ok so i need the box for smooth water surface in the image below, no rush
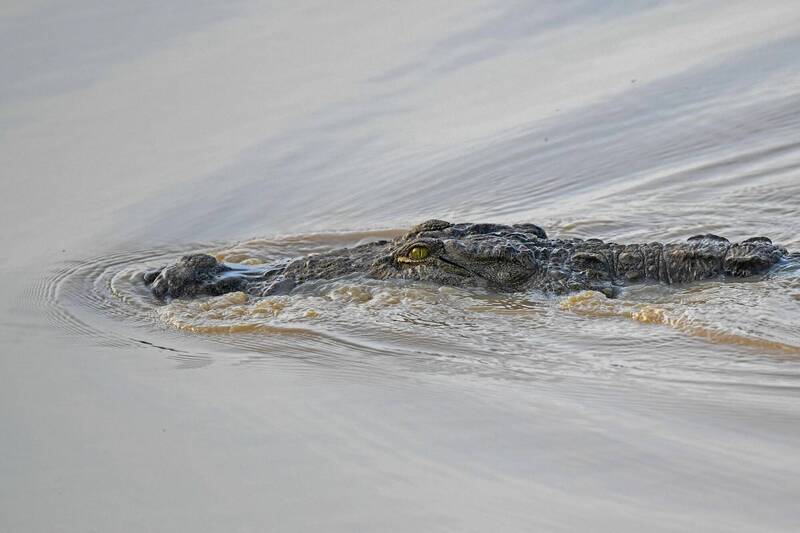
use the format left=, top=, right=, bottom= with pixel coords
left=2, top=1, right=800, bottom=531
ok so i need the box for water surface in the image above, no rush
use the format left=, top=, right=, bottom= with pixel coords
left=2, top=1, right=800, bottom=531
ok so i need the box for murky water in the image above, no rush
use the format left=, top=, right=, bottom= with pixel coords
left=3, top=1, right=800, bottom=532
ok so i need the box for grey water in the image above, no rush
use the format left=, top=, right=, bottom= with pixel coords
left=2, top=1, right=800, bottom=531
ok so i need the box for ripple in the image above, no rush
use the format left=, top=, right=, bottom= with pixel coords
left=25, top=233, right=430, bottom=379
left=561, top=289, right=800, bottom=355
left=25, top=228, right=800, bottom=390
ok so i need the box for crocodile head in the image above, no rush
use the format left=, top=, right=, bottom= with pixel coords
left=370, top=219, right=549, bottom=290
left=145, top=219, right=553, bottom=300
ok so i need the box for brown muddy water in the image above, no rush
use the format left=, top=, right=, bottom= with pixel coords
left=3, top=2, right=800, bottom=532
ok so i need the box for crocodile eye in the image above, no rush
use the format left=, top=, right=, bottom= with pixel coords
left=408, top=246, right=429, bottom=260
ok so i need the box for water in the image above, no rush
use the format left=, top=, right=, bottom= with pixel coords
left=2, top=1, right=800, bottom=531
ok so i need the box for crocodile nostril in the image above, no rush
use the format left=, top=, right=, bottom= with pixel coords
left=142, top=269, right=162, bottom=285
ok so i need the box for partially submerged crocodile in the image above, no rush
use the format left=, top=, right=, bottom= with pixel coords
left=144, top=219, right=795, bottom=300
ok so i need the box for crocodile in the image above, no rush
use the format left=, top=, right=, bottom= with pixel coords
left=143, top=219, right=795, bottom=300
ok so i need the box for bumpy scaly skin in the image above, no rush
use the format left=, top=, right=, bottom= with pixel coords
left=144, top=219, right=792, bottom=300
